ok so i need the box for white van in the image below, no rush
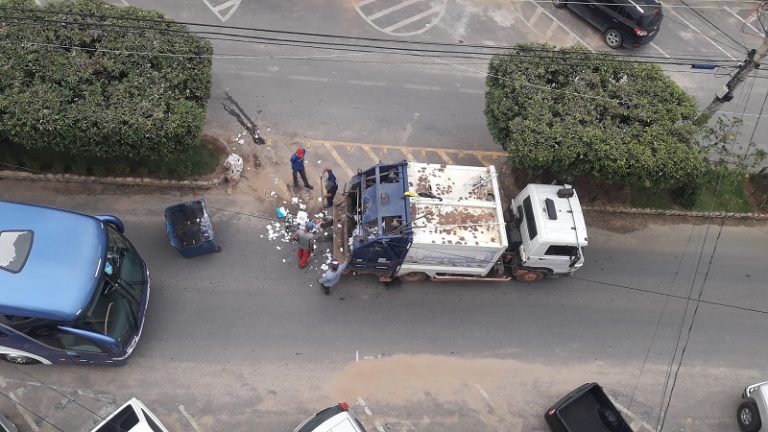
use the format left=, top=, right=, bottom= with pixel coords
left=293, top=403, right=367, bottom=432
left=91, top=398, right=169, bottom=432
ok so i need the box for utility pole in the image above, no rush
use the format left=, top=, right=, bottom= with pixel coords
left=695, top=39, right=768, bottom=126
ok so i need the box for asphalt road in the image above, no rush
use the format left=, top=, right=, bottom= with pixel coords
left=31, top=0, right=767, bottom=159
left=72, top=0, right=767, bottom=161
left=1, top=182, right=767, bottom=432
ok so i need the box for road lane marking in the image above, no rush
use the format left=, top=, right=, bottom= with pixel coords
left=384, top=5, right=442, bottom=32
left=347, top=80, right=387, bottom=86
left=356, top=0, right=448, bottom=36
left=289, top=75, right=330, bottom=82
left=322, top=143, right=356, bottom=177
left=212, top=0, right=237, bottom=11
left=650, top=42, right=671, bottom=58
left=612, top=399, right=657, bottom=432
left=724, top=7, right=763, bottom=36
left=528, top=2, right=595, bottom=52
left=401, top=148, right=416, bottom=161
left=9, top=389, right=40, bottom=432
left=667, top=8, right=737, bottom=60
left=303, top=138, right=507, bottom=158
left=201, top=0, right=241, bottom=22
left=368, top=0, right=422, bottom=20
left=178, top=405, right=204, bottom=432
left=528, top=6, right=544, bottom=26
left=458, top=88, right=484, bottom=94
left=437, top=150, right=454, bottom=164
left=403, top=83, right=441, bottom=90
left=362, top=145, right=381, bottom=163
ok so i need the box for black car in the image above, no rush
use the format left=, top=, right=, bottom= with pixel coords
left=553, top=0, right=663, bottom=49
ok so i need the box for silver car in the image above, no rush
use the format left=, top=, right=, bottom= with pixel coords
left=293, top=403, right=367, bottom=432
left=739, top=381, right=768, bottom=432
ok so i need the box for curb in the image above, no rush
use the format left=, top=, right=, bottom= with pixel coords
left=2, top=170, right=766, bottom=220
left=0, top=170, right=224, bottom=189
left=584, top=206, right=768, bottom=220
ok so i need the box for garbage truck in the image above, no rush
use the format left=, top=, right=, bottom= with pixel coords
left=332, top=161, right=588, bottom=283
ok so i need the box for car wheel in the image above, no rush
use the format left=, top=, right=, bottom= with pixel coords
left=604, top=29, right=623, bottom=49
left=738, top=400, right=762, bottom=432
left=3, top=354, right=40, bottom=365
left=553, top=0, right=566, bottom=8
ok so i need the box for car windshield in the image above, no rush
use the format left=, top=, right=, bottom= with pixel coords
left=78, top=225, right=146, bottom=349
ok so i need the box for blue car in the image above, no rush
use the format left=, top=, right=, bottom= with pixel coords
left=0, top=201, right=150, bottom=366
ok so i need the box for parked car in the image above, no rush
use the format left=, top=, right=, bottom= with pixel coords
left=552, top=0, right=663, bottom=49
left=293, top=403, right=367, bottom=432
left=90, top=398, right=168, bottom=432
left=738, top=381, right=768, bottom=432
left=0, top=413, right=18, bottom=432
left=545, top=382, right=632, bottom=432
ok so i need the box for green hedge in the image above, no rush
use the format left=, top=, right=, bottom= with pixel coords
left=0, top=0, right=213, bottom=167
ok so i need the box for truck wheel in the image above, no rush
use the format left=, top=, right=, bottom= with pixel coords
left=738, top=400, right=761, bottom=432
left=399, top=272, right=427, bottom=282
left=514, top=270, right=545, bottom=282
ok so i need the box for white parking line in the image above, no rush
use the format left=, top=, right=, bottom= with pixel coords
left=347, top=79, right=386, bottom=86
left=531, top=3, right=595, bottom=52
left=368, top=0, right=422, bottom=21
left=212, top=0, right=237, bottom=11
left=289, top=75, right=330, bottom=82
left=724, top=7, right=763, bottom=36
left=384, top=5, right=442, bottom=32
left=178, top=405, right=204, bottom=432
left=403, top=83, right=441, bottom=90
left=612, top=399, right=657, bottom=432
left=9, top=390, right=39, bottom=432
left=650, top=42, right=671, bottom=58
left=358, top=0, right=378, bottom=7
left=667, top=7, right=737, bottom=60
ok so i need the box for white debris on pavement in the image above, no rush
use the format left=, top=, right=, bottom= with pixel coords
left=224, top=153, right=244, bottom=178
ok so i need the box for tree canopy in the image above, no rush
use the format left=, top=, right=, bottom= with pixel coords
left=0, top=0, right=212, bottom=161
left=485, top=42, right=706, bottom=189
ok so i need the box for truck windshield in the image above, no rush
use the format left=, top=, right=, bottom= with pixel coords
left=78, top=225, right=145, bottom=350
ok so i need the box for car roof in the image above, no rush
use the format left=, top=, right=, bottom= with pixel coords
left=0, top=200, right=105, bottom=321
left=312, top=413, right=363, bottom=432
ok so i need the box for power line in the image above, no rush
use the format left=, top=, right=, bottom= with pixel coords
left=0, top=5, right=744, bottom=65
left=677, top=0, right=750, bottom=52
left=655, top=72, right=757, bottom=432
left=0, top=387, right=66, bottom=432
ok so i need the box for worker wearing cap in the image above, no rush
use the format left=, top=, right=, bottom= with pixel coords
left=322, top=166, right=338, bottom=208
left=291, top=222, right=316, bottom=269
left=290, top=147, right=313, bottom=190
left=318, top=259, right=348, bottom=295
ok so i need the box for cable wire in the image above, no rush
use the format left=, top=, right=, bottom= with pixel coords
left=0, top=387, right=66, bottom=432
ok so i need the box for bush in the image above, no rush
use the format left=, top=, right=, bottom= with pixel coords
left=671, top=178, right=703, bottom=209
left=0, top=0, right=212, bottom=163
left=485, top=43, right=705, bottom=189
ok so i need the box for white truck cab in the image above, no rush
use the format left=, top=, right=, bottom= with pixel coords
left=511, top=184, right=588, bottom=277
left=739, top=381, right=768, bottom=432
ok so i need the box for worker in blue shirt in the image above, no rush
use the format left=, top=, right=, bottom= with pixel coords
left=322, top=166, right=338, bottom=208
left=290, top=148, right=313, bottom=190
left=318, top=260, right=348, bottom=295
